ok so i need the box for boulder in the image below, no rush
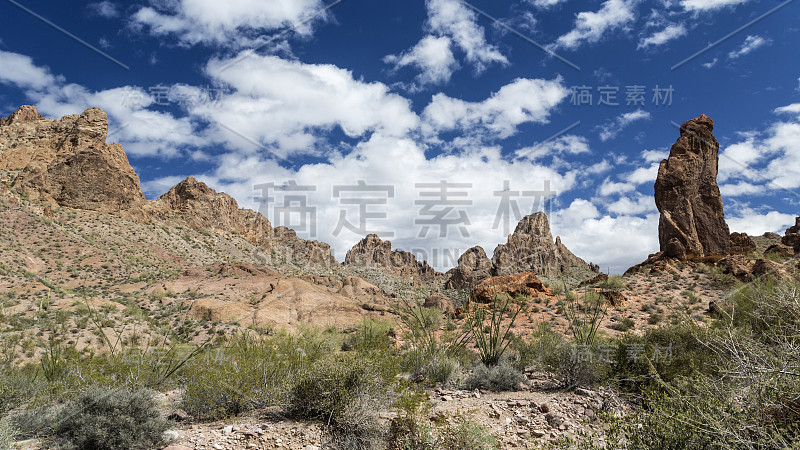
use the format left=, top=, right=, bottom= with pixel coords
left=472, top=272, right=552, bottom=304
left=423, top=292, right=454, bottom=314
left=719, top=255, right=754, bottom=282
left=579, top=273, right=609, bottom=287
left=654, top=114, right=730, bottom=259
left=444, top=246, right=493, bottom=289
left=765, top=244, right=794, bottom=259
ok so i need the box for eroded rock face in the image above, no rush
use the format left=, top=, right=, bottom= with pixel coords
left=654, top=114, right=730, bottom=259
left=472, top=272, right=552, bottom=304
left=344, top=234, right=436, bottom=280
left=729, top=232, right=756, bottom=256
left=782, top=217, right=800, bottom=254
left=151, top=176, right=337, bottom=266
left=4, top=106, right=147, bottom=217
left=491, top=212, right=588, bottom=277
left=444, top=246, right=493, bottom=289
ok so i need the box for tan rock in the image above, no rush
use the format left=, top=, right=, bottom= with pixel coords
left=729, top=232, right=756, bottom=256
left=445, top=246, right=493, bottom=290
left=344, top=234, right=436, bottom=281
left=423, top=292, right=454, bottom=314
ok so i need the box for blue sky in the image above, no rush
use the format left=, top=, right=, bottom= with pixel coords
left=0, top=0, right=798, bottom=273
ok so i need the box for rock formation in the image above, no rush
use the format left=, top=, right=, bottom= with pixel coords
left=2, top=106, right=147, bottom=217
left=654, top=114, right=730, bottom=259
left=344, top=234, right=436, bottom=281
left=782, top=217, right=800, bottom=254
left=445, top=213, right=590, bottom=289
left=491, top=212, right=588, bottom=277
left=444, top=246, right=493, bottom=289
left=729, top=232, right=756, bottom=256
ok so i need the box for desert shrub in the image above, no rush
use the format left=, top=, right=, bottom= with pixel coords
left=564, top=289, right=606, bottom=346
left=463, top=360, right=526, bottom=392
left=345, top=318, right=394, bottom=353
left=0, top=419, right=17, bottom=449
left=289, top=353, right=396, bottom=449
left=390, top=390, right=497, bottom=450
left=609, top=317, right=634, bottom=332
left=182, top=330, right=330, bottom=420
left=14, top=386, right=170, bottom=450
left=412, top=353, right=461, bottom=386
left=0, top=368, right=41, bottom=415
left=598, top=275, right=628, bottom=291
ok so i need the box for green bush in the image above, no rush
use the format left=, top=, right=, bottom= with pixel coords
left=0, top=419, right=17, bottom=449
left=463, top=360, right=525, bottom=392
left=465, top=296, right=521, bottom=366
left=14, top=386, right=170, bottom=450
left=412, top=352, right=461, bottom=386
left=181, top=330, right=330, bottom=420
left=289, top=353, right=396, bottom=449
left=598, top=275, right=628, bottom=291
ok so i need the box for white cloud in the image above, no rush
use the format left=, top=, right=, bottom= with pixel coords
left=718, top=137, right=763, bottom=182
left=131, top=0, right=327, bottom=47
left=386, top=0, right=507, bottom=86
left=198, top=54, right=419, bottom=158
left=702, top=58, right=718, bottom=69
left=554, top=199, right=659, bottom=273
left=383, top=36, right=458, bottom=88
left=681, top=0, right=751, bottom=12
left=422, top=77, right=568, bottom=139
left=727, top=209, right=795, bottom=235
left=87, top=1, right=119, bottom=18
left=426, top=0, right=508, bottom=71
left=529, top=0, right=568, bottom=7
left=598, top=109, right=651, bottom=141
left=624, top=162, right=659, bottom=184
left=554, top=0, right=637, bottom=50
left=638, top=23, right=686, bottom=48
left=598, top=178, right=636, bottom=196
left=774, top=103, right=800, bottom=117
left=728, top=35, right=770, bottom=59
left=0, top=51, right=62, bottom=90
left=605, top=193, right=656, bottom=215
left=0, top=50, right=201, bottom=158
left=515, top=135, right=590, bottom=160
left=720, top=181, right=765, bottom=197
left=641, top=148, right=666, bottom=162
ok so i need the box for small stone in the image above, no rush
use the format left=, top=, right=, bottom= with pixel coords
left=532, top=429, right=546, bottom=437
left=223, top=425, right=233, bottom=435
left=162, top=430, right=180, bottom=442
left=212, top=444, right=223, bottom=450
left=441, top=395, right=453, bottom=402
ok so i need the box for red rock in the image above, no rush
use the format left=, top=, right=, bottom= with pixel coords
left=472, top=272, right=551, bottom=304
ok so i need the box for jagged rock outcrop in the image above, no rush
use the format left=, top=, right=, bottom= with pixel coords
left=782, top=217, right=800, bottom=254
left=472, top=272, right=552, bottom=304
left=654, top=114, right=730, bottom=259
left=151, top=176, right=337, bottom=266
left=491, top=212, right=588, bottom=277
left=729, top=232, right=756, bottom=256
left=423, top=292, right=454, bottom=314
left=344, top=234, right=436, bottom=281
left=2, top=106, right=147, bottom=217
left=444, top=246, right=493, bottom=289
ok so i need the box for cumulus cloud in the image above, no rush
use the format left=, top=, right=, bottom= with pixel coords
left=131, top=0, right=327, bottom=47
left=638, top=23, right=686, bottom=48
left=728, top=35, right=770, bottom=59
left=197, top=54, right=419, bottom=158
left=554, top=199, right=659, bottom=273
left=0, top=50, right=200, bottom=158
left=385, top=0, right=507, bottom=88
left=554, top=0, right=638, bottom=50
left=597, top=109, right=651, bottom=141
left=702, top=58, right=718, bottom=69
left=422, top=77, right=568, bottom=139
left=383, top=35, right=458, bottom=88
left=727, top=208, right=795, bottom=235
left=529, top=0, right=568, bottom=7
left=0, top=50, right=62, bottom=90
